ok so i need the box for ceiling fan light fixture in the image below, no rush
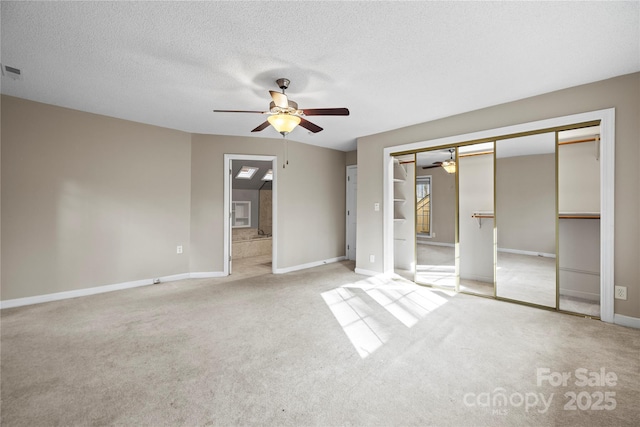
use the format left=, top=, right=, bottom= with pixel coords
left=214, top=78, right=348, bottom=135
left=441, top=159, right=456, bottom=174
left=268, top=114, right=301, bottom=135
left=441, top=149, right=456, bottom=173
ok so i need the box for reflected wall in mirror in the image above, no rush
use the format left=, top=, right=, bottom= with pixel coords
left=496, top=133, right=556, bottom=307
left=558, top=125, right=601, bottom=316
left=458, top=142, right=495, bottom=296
left=415, top=149, right=456, bottom=288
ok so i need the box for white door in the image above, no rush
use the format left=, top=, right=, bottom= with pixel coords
left=346, top=165, right=357, bottom=260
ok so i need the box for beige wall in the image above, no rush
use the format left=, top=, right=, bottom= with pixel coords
left=345, top=150, right=357, bottom=166
left=1, top=96, right=192, bottom=300
left=496, top=153, right=556, bottom=255
left=559, top=141, right=600, bottom=213
left=190, top=134, right=346, bottom=273
left=2, top=96, right=347, bottom=301
left=458, top=153, right=494, bottom=282
left=356, top=72, right=640, bottom=318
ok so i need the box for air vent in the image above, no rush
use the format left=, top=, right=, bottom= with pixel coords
left=1, top=64, right=22, bottom=81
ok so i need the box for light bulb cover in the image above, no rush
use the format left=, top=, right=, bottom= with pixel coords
left=441, top=160, right=456, bottom=174
left=267, top=114, right=301, bottom=134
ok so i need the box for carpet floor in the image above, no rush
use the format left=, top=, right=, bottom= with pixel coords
left=1, top=260, right=638, bottom=426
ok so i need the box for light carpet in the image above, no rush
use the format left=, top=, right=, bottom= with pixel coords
left=1, top=261, right=638, bottom=426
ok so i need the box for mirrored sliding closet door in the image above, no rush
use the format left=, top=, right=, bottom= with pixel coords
left=392, top=122, right=604, bottom=318
left=414, top=149, right=457, bottom=289
left=495, top=133, right=557, bottom=307
left=558, top=125, right=601, bottom=316
left=458, top=142, right=495, bottom=296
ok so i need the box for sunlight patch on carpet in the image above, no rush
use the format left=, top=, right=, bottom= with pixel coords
left=322, top=275, right=451, bottom=358
left=415, top=264, right=456, bottom=288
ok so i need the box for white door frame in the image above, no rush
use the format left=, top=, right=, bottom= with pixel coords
left=346, top=165, right=357, bottom=260
left=224, top=154, right=278, bottom=275
left=383, top=108, right=615, bottom=323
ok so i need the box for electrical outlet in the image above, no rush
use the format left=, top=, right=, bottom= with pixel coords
left=369, top=254, right=375, bottom=263
left=177, top=245, right=183, bottom=254
left=614, top=286, right=627, bottom=300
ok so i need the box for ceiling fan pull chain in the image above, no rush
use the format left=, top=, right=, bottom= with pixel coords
left=283, top=138, right=287, bottom=168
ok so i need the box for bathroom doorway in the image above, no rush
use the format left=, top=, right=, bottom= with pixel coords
left=224, top=154, right=277, bottom=276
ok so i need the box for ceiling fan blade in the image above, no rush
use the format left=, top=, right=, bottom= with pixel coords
left=251, top=121, right=271, bottom=132
left=302, top=108, right=350, bottom=116
left=214, top=109, right=267, bottom=114
left=298, top=118, right=323, bottom=133
left=269, top=91, right=289, bottom=109
left=422, top=162, right=443, bottom=169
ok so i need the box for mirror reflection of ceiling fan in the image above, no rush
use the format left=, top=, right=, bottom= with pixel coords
left=214, top=78, right=350, bottom=136
left=422, top=162, right=444, bottom=169
left=423, top=149, right=456, bottom=173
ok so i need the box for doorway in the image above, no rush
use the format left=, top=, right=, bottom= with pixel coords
left=223, top=154, right=277, bottom=276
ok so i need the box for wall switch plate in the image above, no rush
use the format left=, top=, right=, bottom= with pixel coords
left=177, top=245, right=183, bottom=254
left=614, top=286, right=627, bottom=300
left=369, top=254, right=375, bottom=263
left=374, top=203, right=380, bottom=211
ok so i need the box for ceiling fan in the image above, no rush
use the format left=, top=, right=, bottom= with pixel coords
left=422, top=149, right=456, bottom=173
left=214, top=78, right=349, bottom=136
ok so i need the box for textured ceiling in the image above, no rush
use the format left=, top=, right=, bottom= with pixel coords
left=1, top=1, right=638, bottom=152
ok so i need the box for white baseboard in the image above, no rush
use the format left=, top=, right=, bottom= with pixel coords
left=498, top=247, right=556, bottom=258
left=460, top=274, right=494, bottom=283
left=354, top=267, right=382, bottom=276
left=274, top=256, right=346, bottom=274
left=418, top=241, right=455, bottom=247
left=163, top=273, right=191, bottom=282
left=416, top=242, right=556, bottom=258
left=1, top=256, right=353, bottom=309
left=189, top=272, right=226, bottom=279
left=613, top=314, right=640, bottom=329
left=0, top=273, right=191, bottom=309
left=559, top=288, right=600, bottom=302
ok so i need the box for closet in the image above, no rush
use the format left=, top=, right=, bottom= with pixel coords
left=392, top=123, right=602, bottom=317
